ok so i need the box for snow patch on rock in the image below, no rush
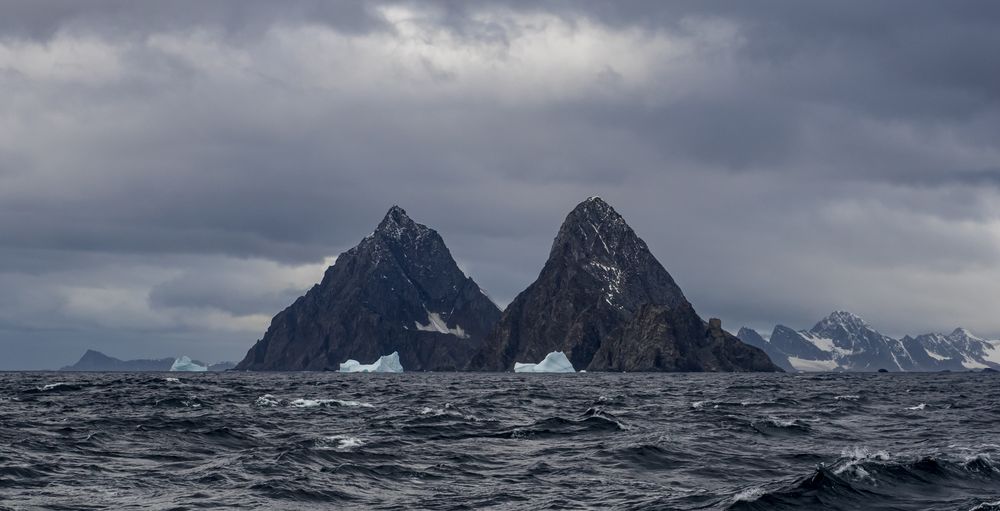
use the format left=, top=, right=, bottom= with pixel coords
left=414, top=312, right=469, bottom=338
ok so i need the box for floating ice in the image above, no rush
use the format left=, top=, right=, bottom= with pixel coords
left=170, top=356, right=207, bottom=372
left=514, top=351, right=576, bottom=373
left=339, top=352, right=404, bottom=373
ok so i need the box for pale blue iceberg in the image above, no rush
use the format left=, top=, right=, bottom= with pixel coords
left=170, top=356, right=208, bottom=372
left=514, top=351, right=576, bottom=373
left=339, top=352, right=404, bottom=373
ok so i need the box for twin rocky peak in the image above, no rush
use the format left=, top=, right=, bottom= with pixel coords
left=235, top=198, right=780, bottom=372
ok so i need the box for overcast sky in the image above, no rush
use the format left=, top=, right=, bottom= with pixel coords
left=2, top=1, right=999, bottom=369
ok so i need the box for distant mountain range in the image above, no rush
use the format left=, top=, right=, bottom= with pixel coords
left=70, top=200, right=994, bottom=374
left=235, top=198, right=780, bottom=372
left=738, top=311, right=1000, bottom=372
left=60, top=350, right=235, bottom=372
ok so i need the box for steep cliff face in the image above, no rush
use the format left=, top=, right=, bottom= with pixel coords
left=471, top=197, right=781, bottom=372
left=593, top=306, right=779, bottom=372
left=235, top=206, right=501, bottom=371
left=737, top=327, right=796, bottom=372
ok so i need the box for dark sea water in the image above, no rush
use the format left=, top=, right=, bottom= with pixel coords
left=1, top=372, right=998, bottom=510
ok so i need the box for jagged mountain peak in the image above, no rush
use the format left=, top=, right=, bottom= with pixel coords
left=812, top=310, right=870, bottom=334
left=561, top=197, right=628, bottom=235
left=375, top=205, right=426, bottom=240
left=544, top=197, right=685, bottom=311
left=551, top=197, right=651, bottom=268
left=948, top=328, right=982, bottom=342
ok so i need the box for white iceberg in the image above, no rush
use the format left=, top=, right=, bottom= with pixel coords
left=170, top=356, right=208, bottom=372
left=339, top=352, right=404, bottom=373
left=514, top=351, right=576, bottom=373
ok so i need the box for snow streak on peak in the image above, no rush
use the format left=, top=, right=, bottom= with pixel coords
left=557, top=197, right=637, bottom=261
left=571, top=196, right=620, bottom=222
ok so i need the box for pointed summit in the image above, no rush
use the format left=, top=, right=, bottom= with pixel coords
left=470, top=197, right=780, bottom=372
left=812, top=310, right=869, bottom=335
left=546, top=197, right=686, bottom=312
left=948, top=328, right=981, bottom=341
left=550, top=196, right=641, bottom=262
left=236, top=205, right=501, bottom=371
left=374, top=205, right=427, bottom=241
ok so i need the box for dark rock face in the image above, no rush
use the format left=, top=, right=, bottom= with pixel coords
left=737, top=327, right=795, bottom=372
left=470, top=197, right=781, bottom=372
left=592, top=305, right=779, bottom=372
left=768, top=325, right=830, bottom=361
left=235, top=206, right=501, bottom=371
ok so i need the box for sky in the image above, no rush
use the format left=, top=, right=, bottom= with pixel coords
left=2, top=1, right=999, bottom=369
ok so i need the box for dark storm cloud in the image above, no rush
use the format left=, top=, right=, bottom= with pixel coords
left=1, top=1, right=999, bottom=368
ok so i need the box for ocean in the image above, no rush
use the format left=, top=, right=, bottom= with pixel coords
left=1, top=372, right=998, bottom=510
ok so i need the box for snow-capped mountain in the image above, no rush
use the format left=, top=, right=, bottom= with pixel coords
left=470, top=197, right=780, bottom=372
left=235, top=206, right=502, bottom=371
left=902, top=328, right=1000, bottom=371
left=738, top=311, right=1000, bottom=372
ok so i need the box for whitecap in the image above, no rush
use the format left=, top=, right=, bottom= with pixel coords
left=322, top=435, right=364, bottom=450
left=732, top=486, right=764, bottom=502
left=39, top=382, right=69, bottom=391
left=834, top=395, right=861, bottom=401
left=255, top=394, right=281, bottom=407
left=907, top=403, right=927, bottom=410
left=833, top=447, right=891, bottom=480
left=840, top=446, right=891, bottom=461
left=164, top=378, right=181, bottom=383
left=766, top=418, right=799, bottom=428
left=290, top=398, right=374, bottom=408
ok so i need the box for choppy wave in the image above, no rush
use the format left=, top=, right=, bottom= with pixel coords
left=2, top=371, right=999, bottom=510
left=728, top=447, right=1000, bottom=510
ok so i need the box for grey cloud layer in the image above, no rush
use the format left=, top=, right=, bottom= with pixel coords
left=1, top=1, right=999, bottom=368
